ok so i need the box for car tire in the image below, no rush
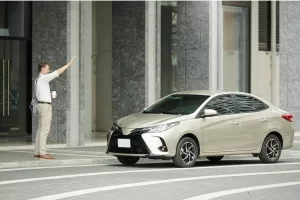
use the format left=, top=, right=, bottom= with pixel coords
left=259, top=134, right=282, bottom=163
left=116, top=156, right=140, bottom=165
left=172, top=137, right=199, bottom=168
left=206, top=156, right=224, bottom=162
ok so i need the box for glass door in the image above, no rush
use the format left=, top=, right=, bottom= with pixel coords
left=222, top=6, right=250, bottom=92
left=0, top=39, right=28, bottom=134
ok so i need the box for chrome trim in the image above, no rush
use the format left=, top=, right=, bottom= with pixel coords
left=108, top=153, right=148, bottom=157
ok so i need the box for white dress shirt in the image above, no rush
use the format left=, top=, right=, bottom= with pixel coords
left=36, top=70, right=59, bottom=103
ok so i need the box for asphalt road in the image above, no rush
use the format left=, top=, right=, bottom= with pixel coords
left=1, top=135, right=300, bottom=200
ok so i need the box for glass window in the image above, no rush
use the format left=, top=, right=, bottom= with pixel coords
left=143, top=94, right=209, bottom=115
left=222, top=5, right=250, bottom=93
left=0, top=1, right=31, bottom=37
left=204, top=95, right=235, bottom=115
left=254, top=98, right=269, bottom=111
left=235, top=95, right=268, bottom=113
left=235, top=95, right=256, bottom=113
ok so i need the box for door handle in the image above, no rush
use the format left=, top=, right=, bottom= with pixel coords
left=2, top=58, right=4, bottom=116
left=7, top=59, right=9, bottom=116
left=230, top=121, right=239, bottom=125
left=260, top=118, right=268, bottom=122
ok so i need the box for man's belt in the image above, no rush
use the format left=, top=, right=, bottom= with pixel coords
left=38, top=101, right=51, bottom=105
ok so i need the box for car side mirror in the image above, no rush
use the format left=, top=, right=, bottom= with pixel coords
left=199, top=109, right=218, bottom=118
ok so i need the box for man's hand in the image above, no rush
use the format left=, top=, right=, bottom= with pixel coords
left=68, top=56, right=76, bottom=66
left=57, top=56, right=76, bottom=75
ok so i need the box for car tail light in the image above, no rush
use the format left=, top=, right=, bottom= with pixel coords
left=282, top=113, right=293, bottom=122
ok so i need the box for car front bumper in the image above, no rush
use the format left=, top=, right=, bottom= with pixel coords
left=106, top=129, right=174, bottom=158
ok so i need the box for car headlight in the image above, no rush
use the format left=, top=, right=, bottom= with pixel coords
left=109, top=123, right=119, bottom=133
left=141, top=121, right=180, bottom=133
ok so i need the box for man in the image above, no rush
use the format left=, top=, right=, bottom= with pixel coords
left=34, top=56, right=75, bottom=160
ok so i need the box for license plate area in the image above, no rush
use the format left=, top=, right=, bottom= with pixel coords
left=118, top=138, right=131, bottom=148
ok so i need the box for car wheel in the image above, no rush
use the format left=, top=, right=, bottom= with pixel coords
left=116, top=156, right=140, bottom=165
left=259, top=134, right=282, bottom=163
left=172, top=137, right=199, bottom=168
left=206, top=156, right=224, bottom=162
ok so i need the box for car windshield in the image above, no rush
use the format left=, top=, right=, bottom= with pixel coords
left=143, top=94, right=210, bottom=115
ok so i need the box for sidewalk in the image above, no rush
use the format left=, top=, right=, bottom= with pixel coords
left=0, top=140, right=120, bottom=169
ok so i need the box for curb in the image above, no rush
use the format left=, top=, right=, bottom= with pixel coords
left=0, top=142, right=107, bottom=151
left=0, top=157, right=118, bottom=169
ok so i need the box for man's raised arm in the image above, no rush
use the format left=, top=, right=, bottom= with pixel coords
left=57, top=56, right=76, bottom=76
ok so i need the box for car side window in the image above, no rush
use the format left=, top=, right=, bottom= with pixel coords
left=235, top=95, right=268, bottom=113
left=204, top=95, right=235, bottom=115
left=235, top=95, right=257, bottom=113
left=253, top=97, right=269, bottom=111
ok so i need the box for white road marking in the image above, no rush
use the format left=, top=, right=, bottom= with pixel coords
left=184, top=181, right=300, bottom=200
left=1, top=162, right=300, bottom=186
left=294, top=132, right=300, bottom=137
left=0, top=164, right=111, bottom=172
left=282, top=157, right=300, bottom=159
left=0, top=156, right=299, bottom=172
left=282, top=150, right=300, bottom=153
left=29, top=170, right=300, bottom=200
left=12, top=150, right=111, bottom=158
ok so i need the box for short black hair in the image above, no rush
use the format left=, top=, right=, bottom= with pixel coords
left=38, top=62, right=48, bottom=72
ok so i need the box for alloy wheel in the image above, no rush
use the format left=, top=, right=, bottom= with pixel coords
left=180, top=142, right=196, bottom=164
left=266, top=138, right=280, bottom=160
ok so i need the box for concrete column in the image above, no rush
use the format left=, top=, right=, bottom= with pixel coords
left=209, top=1, right=218, bottom=91
left=67, top=1, right=80, bottom=147
left=82, top=2, right=93, bottom=144
left=271, top=1, right=279, bottom=106
left=250, top=1, right=259, bottom=95
left=145, top=1, right=157, bottom=107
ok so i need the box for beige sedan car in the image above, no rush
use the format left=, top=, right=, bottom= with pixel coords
left=106, top=90, right=294, bottom=168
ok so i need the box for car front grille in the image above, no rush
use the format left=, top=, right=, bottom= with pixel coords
left=107, top=130, right=151, bottom=155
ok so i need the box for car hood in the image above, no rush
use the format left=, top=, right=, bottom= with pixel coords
left=116, top=112, right=188, bottom=129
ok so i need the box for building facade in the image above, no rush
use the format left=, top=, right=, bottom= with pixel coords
left=0, top=1, right=299, bottom=147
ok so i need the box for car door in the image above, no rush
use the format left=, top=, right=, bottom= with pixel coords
left=201, top=94, right=241, bottom=153
left=234, top=94, right=270, bottom=151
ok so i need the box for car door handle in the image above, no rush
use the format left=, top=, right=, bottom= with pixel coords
left=230, top=121, right=239, bottom=125
left=260, top=118, right=268, bottom=122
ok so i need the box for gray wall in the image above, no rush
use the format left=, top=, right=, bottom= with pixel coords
left=32, top=1, right=68, bottom=143
left=280, top=1, right=300, bottom=130
left=112, top=1, right=146, bottom=121
left=176, top=1, right=210, bottom=91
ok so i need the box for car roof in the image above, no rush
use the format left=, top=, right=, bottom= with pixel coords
left=173, top=90, right=261, bottom=98
left=172, top=90, right=273, bottom=106
left=173, top=90, right=229, bottom=96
